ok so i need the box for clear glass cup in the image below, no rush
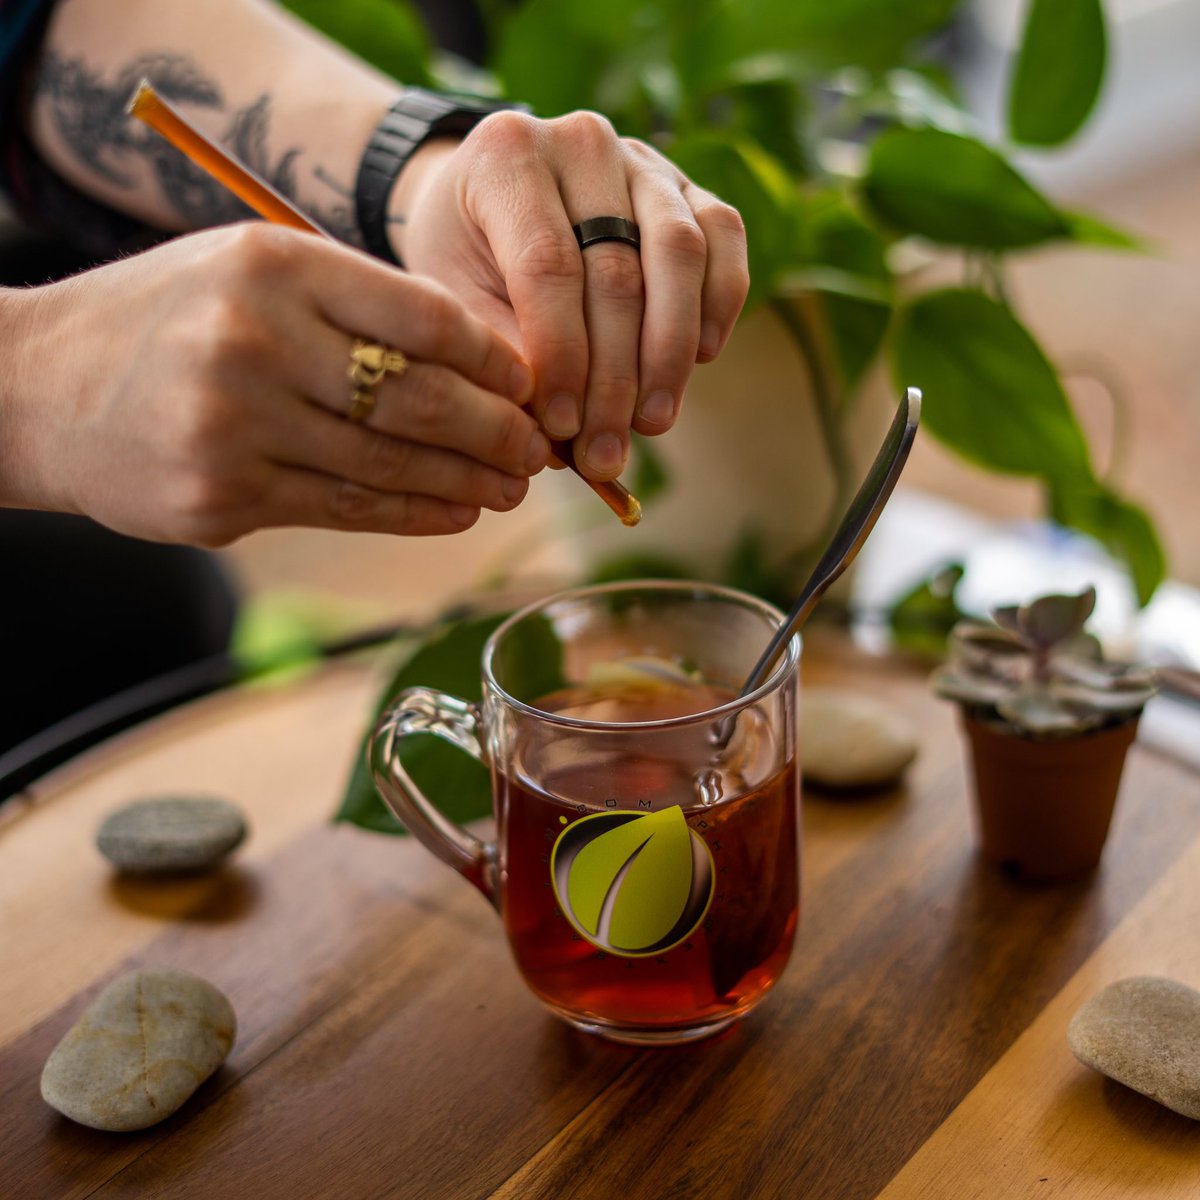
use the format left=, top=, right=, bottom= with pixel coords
left=370, top=580, right=801, bottom=1045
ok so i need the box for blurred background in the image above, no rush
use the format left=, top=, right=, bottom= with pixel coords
left=2, top=0, right=1199, bottom=769
left=234, top=0, right=1200, bottom=604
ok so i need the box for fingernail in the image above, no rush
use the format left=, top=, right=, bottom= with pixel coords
left=449, top=504, right=479, bottom=528
left=509, top=361, right=534, bottom=403
left=583, top=433, right=625, bottom=477
left=526, top=430, right=551, bottom=474
left=639, top=390, right=675, bottom=426
left=544, top=393, right=580, bottom=438
left=502, top=475, right=528, bottom=504
left=699, top=321, right=721, bottom=359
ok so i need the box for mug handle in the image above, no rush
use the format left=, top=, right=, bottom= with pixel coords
left=369, top=686, right=498, bottom=906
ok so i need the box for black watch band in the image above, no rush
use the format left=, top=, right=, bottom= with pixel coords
left=355, top=88, right=522, bottom=267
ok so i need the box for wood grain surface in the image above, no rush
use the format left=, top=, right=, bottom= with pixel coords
left=2, top=631, right=1198, bottom=1200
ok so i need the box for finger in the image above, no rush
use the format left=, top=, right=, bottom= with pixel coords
left=270, top=400, right=531, bottom=512
left=556, top=142, right=644, bottom=477
left=287, top=319, right=550, bottom=478
left=459, top=112, right=589, bottom=441
left=261, top=465, right=482, bottom=537
left=292, top=234, right=534, bottom=404
left=684, top=183, right=750, bottom=362
left=626, top=159, right=706, bottom=437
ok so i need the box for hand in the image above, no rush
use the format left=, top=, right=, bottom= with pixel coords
left=399, top=111, right=750, bottom=481
left=4, top=224, right=548, bottom=546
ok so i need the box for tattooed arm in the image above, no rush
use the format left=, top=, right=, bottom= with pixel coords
left=22, top=0, right=750, bottom=485
left=26, top=0, right=424, bottom=246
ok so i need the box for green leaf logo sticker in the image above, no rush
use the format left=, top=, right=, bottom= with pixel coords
left=551, top=806, right=714, bottom=957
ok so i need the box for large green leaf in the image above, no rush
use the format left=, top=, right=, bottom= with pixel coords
left=1008, top=0, right=1107, bottom=147
left=891, top=289, right=1093, bottom=479
left=1048, top=481, right=1166, bottom=606
left=492, top=0, right=656, bottom=117
left=335, top=611, right=567, bottom=835
left=806, top=199, right=894, bottom=392
left=668, top=134, right=800, bottom=307
left=1063, top=210, right=1146, bottom=252
left=863, top=128, right=1070, bottom=250
left=725, top=80, right=812, bottom=176
left=282, top=0, right=431, bottom=86
left=678, top=0, right=959, bottom=92
left=335, top=613, right=505, bottom=835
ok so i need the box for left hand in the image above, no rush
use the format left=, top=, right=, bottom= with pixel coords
left=399, top=111, right=750, bottom=482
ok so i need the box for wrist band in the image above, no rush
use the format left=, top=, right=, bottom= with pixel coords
left=355, top=88, right=524, bottom=267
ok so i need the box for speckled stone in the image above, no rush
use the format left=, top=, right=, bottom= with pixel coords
left=41, top=968, right=236, bottom=1132
left=801, top=688, right=918, bottom=790
left=1068, top=976, right=1200, bottom=1119
left=97, top=796, right=246, bottom=872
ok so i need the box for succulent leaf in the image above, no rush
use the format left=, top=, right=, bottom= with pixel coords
left=931, top=668, right=1014, bottom=707
left=1014, top=587, right=1096, bottom=649
left=996, top=686, right=1097, bottom=733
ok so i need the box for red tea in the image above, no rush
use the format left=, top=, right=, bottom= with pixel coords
left=496, top=675, right=799, bottom=1036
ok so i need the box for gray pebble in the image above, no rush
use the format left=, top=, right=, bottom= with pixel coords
left=1068, top=976, right=1200, bottom=1119
left=801, top=688, right=918, bottom=790
left=41, top=967, right=236, bottom=1131
left=97, top=795, right=246, bottom=872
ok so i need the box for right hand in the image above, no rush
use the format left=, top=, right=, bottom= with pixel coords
left=2, top=223, right=548, bottom=545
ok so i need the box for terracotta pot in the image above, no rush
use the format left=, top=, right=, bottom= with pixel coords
left=960, top=711, right=1140, bottom=879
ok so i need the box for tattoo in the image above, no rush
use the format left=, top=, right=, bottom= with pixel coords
left=35, top=51, right=362, bottom=244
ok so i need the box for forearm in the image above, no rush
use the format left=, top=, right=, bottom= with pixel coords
left=25, top=0, right=422, bottom=246
left=0, top=285, right=65, bottom=512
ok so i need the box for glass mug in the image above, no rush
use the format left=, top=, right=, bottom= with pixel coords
left=370, top=581, right=801, bottom=1045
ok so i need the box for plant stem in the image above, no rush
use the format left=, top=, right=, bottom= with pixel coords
left=768, top=293, right=853, bottom=585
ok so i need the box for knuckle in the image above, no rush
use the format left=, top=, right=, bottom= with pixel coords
left=327, top=478, right=381, bottom=525
left=514, top=229, right=583, bottom=285
left=589, top=250, right=644, bottom=303
left=206, top=300, right=274, bottom=371
left=621, top=135, right=667, bottom=165
left=495, top=408, right=536, bottom=468
left=402, top=367, right=448, bottom=430
left=363, top=432, right=416, bottom=483
left=407, top=286, right=459, bottom=360
left=553, top=109, right=616, bottom=152
left=702, top=199, right=746, bottom=240
left=218, top=222, right=303, bottom=283
left=591, top=367, right=640, bottom=402
left=466, top=462, right=503, bottom=506
left=657, top=217, right=707, bottom=265
left=468, top=110, right=539, bottom=165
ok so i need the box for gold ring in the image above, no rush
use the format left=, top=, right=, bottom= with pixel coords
left=346, top=338, right=409, bottom=423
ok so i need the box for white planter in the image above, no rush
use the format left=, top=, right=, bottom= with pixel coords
left=551, top=302, right=895, bottom=589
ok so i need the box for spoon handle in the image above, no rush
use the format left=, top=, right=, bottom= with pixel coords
left=739, top=387, right=922, bottom=699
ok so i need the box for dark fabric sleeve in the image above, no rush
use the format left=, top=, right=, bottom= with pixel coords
left=0, top=0, right=163, bottom=260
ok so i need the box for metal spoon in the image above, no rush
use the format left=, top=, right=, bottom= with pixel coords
left=738, top=386, right=922, bottom=700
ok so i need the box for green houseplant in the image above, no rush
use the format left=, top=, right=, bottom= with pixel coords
left=934, top=586, right=1156, bottom=877
left=287, top=0, right=1165, bottom=611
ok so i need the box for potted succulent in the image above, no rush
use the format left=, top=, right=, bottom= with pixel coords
left=933, top=586, right=1156, bottom=878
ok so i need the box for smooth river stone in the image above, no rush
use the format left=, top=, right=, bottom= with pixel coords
left=800, top=687, right=918, bottom=790
left=97, top=795, right=246, bottom=872
left=1068, top=976, right=1200, bottom=1119
left=41, top=968, right=236, bottom=1131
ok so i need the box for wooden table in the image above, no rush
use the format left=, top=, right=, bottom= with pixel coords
left=3, top=631, right=1200, bottom=1199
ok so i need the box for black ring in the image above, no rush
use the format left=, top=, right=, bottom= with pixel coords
left=572, top=216, right=641, bottom=252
